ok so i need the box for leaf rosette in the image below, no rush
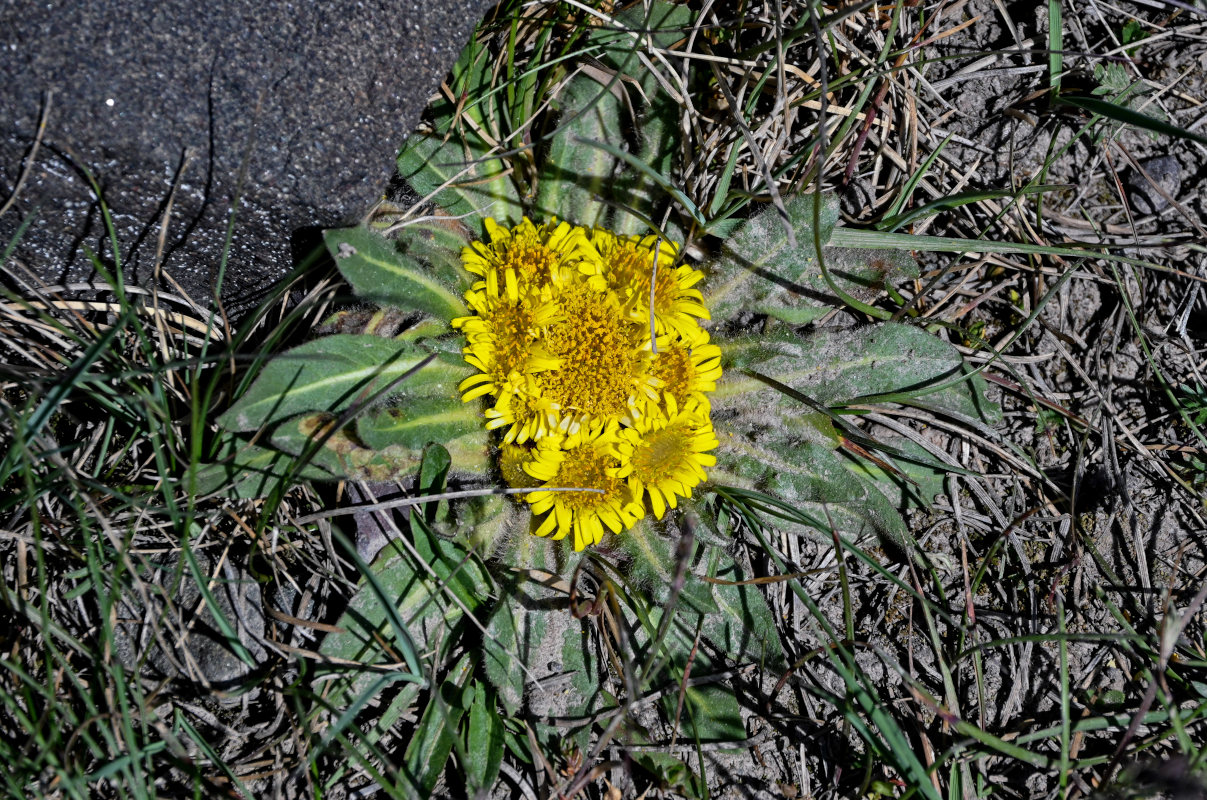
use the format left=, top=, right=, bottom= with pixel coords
left=203, top=2, right=1005, bottom=779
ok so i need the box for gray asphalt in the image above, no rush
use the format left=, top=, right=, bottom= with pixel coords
left=0, top=0, right=498, bottom=312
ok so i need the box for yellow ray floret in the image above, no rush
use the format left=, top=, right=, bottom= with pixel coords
left=452, top=269, right=561, bottom=402
left=524, top=421, right=645, bottom=551
left=484, top=374, right=564, bottom=444
left=617, top=402, right=719, bottom=519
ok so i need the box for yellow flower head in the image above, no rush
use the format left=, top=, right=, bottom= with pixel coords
left=462, top=217, right=594, bottom=294
left=523, top=422, right=645, bottom=551
left=484, top=374, right=562, bottom=444
left=589, top=229, right=710, bottom=341
left=617, top=402, right=719, bottom=519
left=534, top=281, right=649, bottom=430
left=453, top=269, right=561, bottom=402
left=644, top=326, right=723, bottom=415
left=498, top=442, right=540, bottom=490
left=455, top=218, right=722, bottom=550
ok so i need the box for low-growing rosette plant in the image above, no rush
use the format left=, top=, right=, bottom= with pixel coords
left=206, top=1, right=1001, bottom=790
left=212, top=192, right=997, bottom=559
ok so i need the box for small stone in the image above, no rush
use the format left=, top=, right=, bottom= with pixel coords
left=111, top=551, right=267, bottom=695
left=1126, top=155, right=1181, bottom=215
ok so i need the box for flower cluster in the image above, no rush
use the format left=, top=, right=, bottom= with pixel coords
left=452, top=218, right=722, bottom=551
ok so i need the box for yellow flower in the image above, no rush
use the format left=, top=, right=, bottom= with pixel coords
left=452, top=269, right=561, bottom=401
left=453, top=270, right=562, bottom=400
left=523, top=421, right=645, bottom=551
left=644, top=325, right=723, bottom=415
left=589, top=229, right=710, bottom=341
left=498, top=442, right=540, bottom=490
left=618, top=403, right=719, bottom=519
left=462, top=217, right=595, bottom=293
left=454, top=217, right=722, bottom=550
left=484, top=375, right=563, bottom=444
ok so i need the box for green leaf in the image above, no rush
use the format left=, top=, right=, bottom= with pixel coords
left=407, top=520, right=493, bottom=615
left=269, top=413, right=417, bottom=482
left=397, top=220, right=474, bottom=289
left=419, top=443, right=452, bottom=515
left=536, top=71, right=624, bottom=229
left=452, top=493, right=519, bottom=556
left=396, top=38, right=523, bottom=228
left=192, top=438, right=331, bottom=499
left=723, top=324, right=1000, bottom=424
left=666, top=682, right=746, bottom=743
left=620, top=518, right=676, bottom=589
left=767, top=243, right=917, bottom=323
left=560, top=617, right=606, bottom=750
left=570, top=137, right=705, bottom=228
left=842, top=435, right=950, bottom=512
left=325, top=227, right=467, bottom=322
left=611, top=88, right=681, bottom=237
left=481, top=597, right=524, bottom=716
left=317, top=550, right=452, bottom=705
left=715, top=437, right=911, bottom=549
left=697, top=545, right=784, bottom=669
left=675, top=577, right=719, bottom=617
left=218, top=336, right=464, bottom=432
left=1059, top=94, right=1205, bottom=146
left=584, top=0, right=692, bottom=235
left=355, top=399, right=482, bottom=453
left=402, top=654, right=473, bottom=796
left=592, top=0, right=691, bottom=72
left=631, top=753, right=707, bottom=800
left=464, top=681, right=505, bottom=794
left=704, top=193, right=840, bottom=321
left=480, top=546, right=570, bottom=715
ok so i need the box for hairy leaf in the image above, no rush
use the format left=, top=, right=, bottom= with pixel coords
left=842, top=435, right=951, bottom=512
left=318, top=552, right=458, bottom=703
left=665, top=683, right=746, bottom=744
left=192, top=439, right=331, bottom=499
left=397, top=37, right=523, bottom=227
left=481, top=598, right=524, bottom=717
left=587, top=0, right=691, bottom=235
left=723, top=323, right=1000, bottom=424
left=272, top=413, right=421, bottom=481
left=536, top=71, right=624, bottom=228
left=355, top=399, right=481, bottom=453
left=464, top=681, right=505, bottom=793
left=483, top=539, right=575, bottom=715
left=697, top=545, right=784, bottom=669
left=715, top=437, right=911, bottom=549
left=705, top=193, right=840, bottom=321
left=621, top=518, right=676, bottom=589
left=325, top=227, right=467, bottom=322
left=402, top=654, right=473, bottom=796
left=408, top=518, right=493, bottom=615
left=218, top=336, right=465, bottom=432
left=631, top=753, right=707, bottom=800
